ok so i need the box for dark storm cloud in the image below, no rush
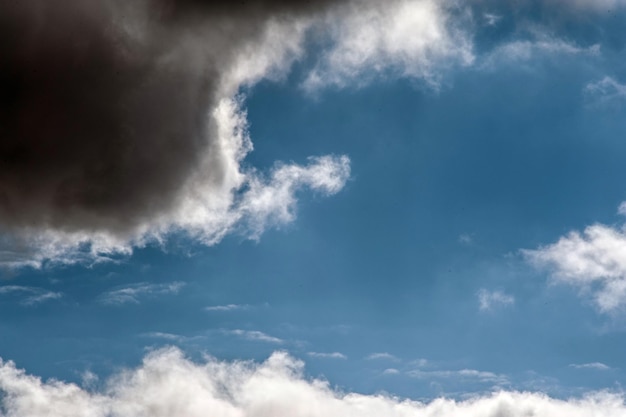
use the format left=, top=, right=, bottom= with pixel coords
left=0, top=0, right=346, bottom=237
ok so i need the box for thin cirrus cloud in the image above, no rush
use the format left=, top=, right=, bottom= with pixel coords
left=365, top=352, right=400, bottom=361
left=585, top=76, right=626, bottom=107
left=0, top=285, right=63, bottom=306
left=225, top=329, right=284, bottom=344
left=523, top=203, right=626, bottom=314
left=2, top=347, right=624, bottom=417
left=97, top=282, right=185, bottom=305
left=569, top=362, right=612, bottom=371
left=477, top=289, right=515, bottom=312
left=307, top=352, right=347, bottom=360
left=205, top=304, right=252, bottom=312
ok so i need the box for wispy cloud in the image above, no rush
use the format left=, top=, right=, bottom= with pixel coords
left=0, top=285, right=63, bottom=306
left=204, top=304, right=251, bottom=312
left=477, top=289, right=515, bottom=312
left=225, top=329, right=283, bottom=344
left=569, top=362, right=612, bottom=371
left=408, top=368, right=509, bottom=385
left=585, top=76, right=626, bottom=107
left=307, top=352, right=347, bottom=360
left=98, top=282, right=185, bottom=305
left=365, top=352, right=399, bottom=361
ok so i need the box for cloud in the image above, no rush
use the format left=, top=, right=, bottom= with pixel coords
left=307, top=352, right=347, bottom=360
left=481, top=35, right=599, bottom=69
left=2, top=347, right=625, bottom=417
left=477, top=289, right=515, bottom=312
left=585, top=77, right=626, bottom=107
left=98, top=282, right=185, bottom=305
left=366, top=353, right=399, bottom=361
left=0, top=285, right=63, bottom=306
left=303, top=0, right=473, bottom=90
left=205, top=304, right=251, bottom=312
left=408, top=368, right=509, bottom=386
left=523, top=210, right=626, bottom=313
left=225, top=330, right=284, bottom=344
left=569, top=362, right=612, bottom=371
left=0, top=0, right=358, bottom=268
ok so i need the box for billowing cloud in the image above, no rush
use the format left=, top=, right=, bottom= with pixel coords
left=1, top=347, right=625, bottom=417
left=524, top=209, right=626, bottom=313
left=0, top=0, right=356, bottom=268
left=303, top=0, right=473, bottom=90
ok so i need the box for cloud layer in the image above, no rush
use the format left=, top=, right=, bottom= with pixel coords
left=0, top=347, right=625, bottom=417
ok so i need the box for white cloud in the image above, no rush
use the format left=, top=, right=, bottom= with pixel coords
left=481, top=35, right=599, bottom=69
left=569, top=362, right=612, bottom=371
left=226, top=330, right=284, bottom=344
left=382, top=368, right=401, bottom=375
left=366, top=353, right=400, bottom=361
left=2, top=347, right=625, bottom=417
left=585, top=77, right=626, bottom=106
left=408, top=368, right=509, bottom=386
left=477, top=289, right=515, bottom=312
left=303, top=0, right=474, bottom=90
left=205, top=304, right=251, bottom=312
left=524, top=213, right=626, bottom=313
left=307, top=352, right=347, bottom=360
left=0, top=285, right=63, bottom=306
left=98, top=282, right=185, bottom=305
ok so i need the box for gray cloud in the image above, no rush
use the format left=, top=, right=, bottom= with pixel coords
left=0, top=0, right=354, bottom=267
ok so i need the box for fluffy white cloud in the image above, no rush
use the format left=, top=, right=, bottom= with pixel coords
left=477, top=289, right=515, bottom=312
left=1, top=347, right=626, bottom=417
left=303, top=0, right=473, bottom=90
left=524, top=215, right=626, bottom=313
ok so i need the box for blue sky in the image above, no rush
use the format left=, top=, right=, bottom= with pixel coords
left=4, top=0, right=626, bottom=415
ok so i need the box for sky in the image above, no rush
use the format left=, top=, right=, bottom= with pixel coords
left=3, top=0, right=626, bottom=415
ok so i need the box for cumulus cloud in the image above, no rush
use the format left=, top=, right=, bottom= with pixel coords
left=0, top=285, right=63, bottom=306
left=97, top=281, right=185, bottom=305
left=303, top=0, right=473, bottom=90
left=0, top=0, right=359, bottom=268
left=477, top=289, right=515, bottom=312
left=524, top=211, right=626, bottom=313
left=1, top=347, right=625, bottom=417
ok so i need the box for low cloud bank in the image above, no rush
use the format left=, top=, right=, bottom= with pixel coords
left=0, top=347, right=624, bottom=417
